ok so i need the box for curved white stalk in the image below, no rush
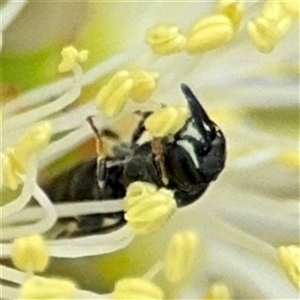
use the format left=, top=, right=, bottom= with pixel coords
left=2, top=66, right=83, bottom=134
left=1, top=0, right=28, bottom=32
left=3, top=44, right=146, bottom=117
left=208, top=240, right=298, bottom=299
left=49, top=225, right=135, bottom=258
left=1, top=159, right=37, bottom=219
left=1, top=183, right=57, bottom=241
left=2, top=199, right=124, bottom=225
left=1, top=284, right=18, bottom=300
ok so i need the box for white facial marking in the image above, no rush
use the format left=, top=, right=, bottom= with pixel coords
left=176, top=140, right=200, bottom=169
left=180, top=121, right=203, bottom=140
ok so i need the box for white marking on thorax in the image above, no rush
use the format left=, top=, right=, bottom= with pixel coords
left=176, top=139, right=200, bottom=169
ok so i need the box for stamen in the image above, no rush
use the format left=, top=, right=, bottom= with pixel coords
left=96, top=70, right=133, bottom=117
left=277, top=245, right=300, bottom=289
left=1, top=159, right=37, bottom=219
left=19, top=276, right=77, bottom=299
left=1, top=149, right=23, bottom=190
left=144, top=106, right=190, bottom=137
left=281, top=1, right=300, bottom=17
left=276, top=149, right=299, bottom=169
left=58, top=45, right=88, bottom=73
left=112, top=277, right=164, bottom=300
left=164, top=230, right=199, bottom=283
left=247, top=17, right=292, bottom=53
left=262, top=1, right=288, bottom=21
left=2, top=122, right=51, bottom=190
left=14, top=121, right=52, bottom=166
left=1, top=0, right=28, bottom=33
left=216, top=0, right=244, bottom=30
left=124, top=182, right=177, bottom=235
left=186, top=14, right=234, bottom=54
left=145, top=25, right=186, bottom=55
left=247, top=2, right=293, bottom=53
left=11, top=235, right=49, bottom=273
left=202, top=282, right=232, bottom=300
left=130, top=70, right=159, bottom=103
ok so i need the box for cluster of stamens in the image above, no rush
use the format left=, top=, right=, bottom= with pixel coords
left=1, top=0, right=299, bottom=299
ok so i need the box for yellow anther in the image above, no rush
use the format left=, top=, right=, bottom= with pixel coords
left=96, top=70, right=134, bottom=117
left=277, top=149, right=299, bottom=169
left=14, top=121, right=52, bottom=165
left=2, top=149, right=23, bottom=190
left=146, top=25, right=186, bottom=55
left=145, top=106, right=190, bottom=137
left=277, top=245, right=300, bottom=289
left=262, top=1, right=288, bottom=22
left=247, top=16, right=292, bottom=53
left=186, top=14, right=234, bottom=54
left=217, top=0, right=244, bottom=29
left=2, top=122, right=51, bottom=190
left=262, top=1, right=293, bottom=36
left=203, top=282, right=232, bottom=300
left=12, top=235, right=49, bottom=273
left=164, top=230, right=199, bottom=283
left=58, top=45, right=88, bottom=73
left=130, top=70, right=159, bottom=103
left=19, top=277, right=77, bottom=299
left=124, top=181, right=177, bottom=235
left=281, top=1, right=300, bottom=18
left=113, top=278, right=164, bottom=300
left=248, top=1, right=293, bottom=53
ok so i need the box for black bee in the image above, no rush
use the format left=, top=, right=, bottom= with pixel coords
left=45, top=84, right=226, bottom=237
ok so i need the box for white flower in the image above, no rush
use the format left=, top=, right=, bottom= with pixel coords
left=1, top=1, right=299, bottom=299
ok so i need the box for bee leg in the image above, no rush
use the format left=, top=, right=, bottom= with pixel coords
left=131, top=111, right=152, bottom=145
left=151, top=137, right=169, bottom=185
left=97, top=157, right=107, bottom=189
left=87, top=116, right=109, bottom=190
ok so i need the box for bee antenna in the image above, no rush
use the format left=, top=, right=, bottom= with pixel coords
left=180, top=84, right=211, bottom=147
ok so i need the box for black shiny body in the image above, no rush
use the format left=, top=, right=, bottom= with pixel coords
left=45, top=84, right=226, bottom=237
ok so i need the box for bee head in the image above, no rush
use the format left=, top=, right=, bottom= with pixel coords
left=165, top=84, right=226, bottom=207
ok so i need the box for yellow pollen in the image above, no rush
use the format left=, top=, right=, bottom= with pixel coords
left=202, top=282, right=232, bottom=300
left=19, top=276, right=77, bottom=299
left=96, top=70, right=134, bottom=117
left=2, top=149, right=23, bottom=190
left=130, top=70, right=159, bottom=103
left=277, top=245, right=300, bottom=289
left=276, top=149, right=299, bottom=169
left=217, top=0, right=244, bottom=30
left=247, top=1, right=293, bottom=53
left=58, top=45, right=88, bottom=73
left=2, top=122, right=52, bottom=190
left=113, top=277, right=164, bottom=300
left=280, top=0, right=300, bottom=18
left=12, top=235, right=49, bottom=273
left=14, top=121, right=52, bottom=164
left=164, top=230, right=199, bottom=283
left=124, top=181, right=177, bottom=235
left=186, top=14, right=234, bottom=54
left=247, top=16, right=292, bottom=53
left=145, top=25, right=186, bottom=55
left=145, top=106, right=190, bottom=137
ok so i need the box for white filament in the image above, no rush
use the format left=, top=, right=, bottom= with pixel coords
left=0, top=159, right=37, bottom=219
left=1, top=0, right=28, bottom=32
left=2, top=199, right=124, bottom=225
left=3, top=43, right=145, bottom=116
